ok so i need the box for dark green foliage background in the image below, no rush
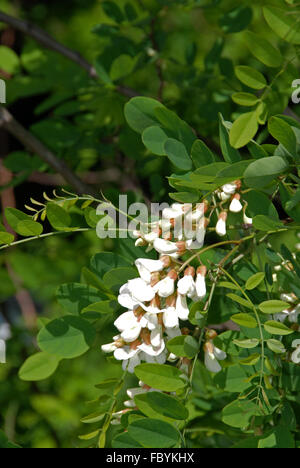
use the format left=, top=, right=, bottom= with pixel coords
left=0, top=0, right=300, bottom=448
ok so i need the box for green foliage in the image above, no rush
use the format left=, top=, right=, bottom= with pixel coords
left=1, top=0, right=300, bottom=450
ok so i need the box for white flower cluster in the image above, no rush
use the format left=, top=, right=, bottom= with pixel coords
left=101, top=198, right=236, bottom=375
left=101, top=257, right=208, bottom=373
left=215, top=180, right=252, bottom=237
left=133, top=202, right=209, bottom=254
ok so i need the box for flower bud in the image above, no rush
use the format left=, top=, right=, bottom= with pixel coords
left=216, top=212, right=227, bottom=236
left=229, top=194, right=243, bottom=213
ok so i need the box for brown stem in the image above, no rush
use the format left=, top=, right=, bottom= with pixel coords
left=0, top=106, right=98, bottom=197
left=0, top=11, right=138, bottom=98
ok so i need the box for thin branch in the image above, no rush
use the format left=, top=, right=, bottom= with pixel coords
left=0, top=11, right=98, bottom=79
left=0, top=106, right=98, bottom=197
left=0, top=11, right=139, bottom=98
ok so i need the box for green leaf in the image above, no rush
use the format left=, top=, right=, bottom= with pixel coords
left=164, top=138, right=192, bottom=171
left=154, top=106, right=196, bottom=152
left=90, top=252, right=131, bottom=277
left=142, top=392, right=188, bottom=421
left=219, top=114, right=241, bottom=163
left=219, top=6, right=252, bottom=33
left=169, top=192, right=199, bottom=203
left=258, top=300, right=290, bottom=314
left=78, top=430, right=100, bottom=441
left=231, top=92, right=260, bottom=107
left=244, top=31, right=282, bottom=68
left=38, top=315, right=96, bottom=359
left=222, top=400, right=261, bottom=428
left=214, top=364, right=254, bottom=392
left=184, top=336, right=200, bottom=359
left=134, top=393, right=173, bottom=422
left=268, top=116, right=297, bottom=156
left=245, top=272, right=265, bottom=290
left=124, top=97, right=163, bottom=134
left=19, top=352, right=61, bottom=381
left=233, top=338, right=260, bottom=349
left=191, top=139, right=214, bottom=167
left=5, top=207, right=42, bottom=236
left=112, top=432, right=143, bottom=448
left=263, top=6, right=300, bottom=45
left=0, top=46, right=20, bottom=74
left=266, top=339, right=286, bottom=354
left=16, top=219, right=43, bottom=237
left=127, top=418, right=179, bottom=448
left=235, top=66, right=267, bottom=90
left=56, top=283, right=104, bottom=315
left=46, top=203, right=71, bottom=230
left=166, top=335, right=199, bottom=358
left=227, top=294, right=253, bottom=310
left=218, top=281, right=240, bottom=291
left=134, top=363, right=186, bottom=392
left=95, top=378, right=119, bottom=390
left=81, top=300, right=117, bottom=319
left=142, top=126, right=169, bottom=156
left=252, top=215, right=282, bottom=232
left=231, top=313, right=257, bottom=328
left=0, top=231, right=14, bottom=245
left=103, top=267, right=137, bottom=290
left=110, top=54, right=136, bottom=81
left=80, top=412, right=106, bottom=424
left=258, top=427, right=295, bottom=449
left=244, top=156, right=288, bottom=188
left=229, top=111, right=258, bottom=148
left=102, top=1, right=124, bottom=23
left=239, top=353, right=261, bottom=366
left=263, top=321, right=293, bottom=336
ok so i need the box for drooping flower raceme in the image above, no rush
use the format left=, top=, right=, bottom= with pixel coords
left=101, top=192, right=247, bottom=376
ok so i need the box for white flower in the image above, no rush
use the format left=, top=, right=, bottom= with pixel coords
left=291, top=339, right=300, bottom=364
left=216, top=212, right=227, bottom=237
left=194, top=266, right=207, bottom=300
left=0, top=323, right=11, bottom=341
left=0, top=340, right=6, bottom=364
left=101, top=342, right=118, bottom=353
left=222, top=183, right=237, bottom=195
left=176, top=294, right=189, bottom=320
left=218, top=191, right=231, bottom=201
left=154, top=270, right=177, bottom=298
left=138, top=337, right=166, bottom=358
left=135, top=258, right=164, bottom=283
left=204, top=341, right=226, bottom=373
left=177, top=269, right=195, bottom=296
left=229, top=194, right=243, bottom=213
left=280, top=293, right=297, bottom=304
left=0, top=322, right=11, bottom=364
left=274, top=305, right=300, bottom=324
left=162, top=204, right=184, bottom=220
left=123, top=353, right=141, bottom=373
left=153, top=238, right=179, bottom=255
left=191, top=203, right=206, bottom=222
left=165, top=326, right=181, bottom=339
left=289, top=304, right=300, bottom=323
left=163, top=306, right=179, bottom=328
left=243, top=212, right=253, bottom=225
left=118, top=278, right=155, bottom=309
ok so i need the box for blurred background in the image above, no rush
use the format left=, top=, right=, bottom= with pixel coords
left=0, top=0, right=298, bottom=448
